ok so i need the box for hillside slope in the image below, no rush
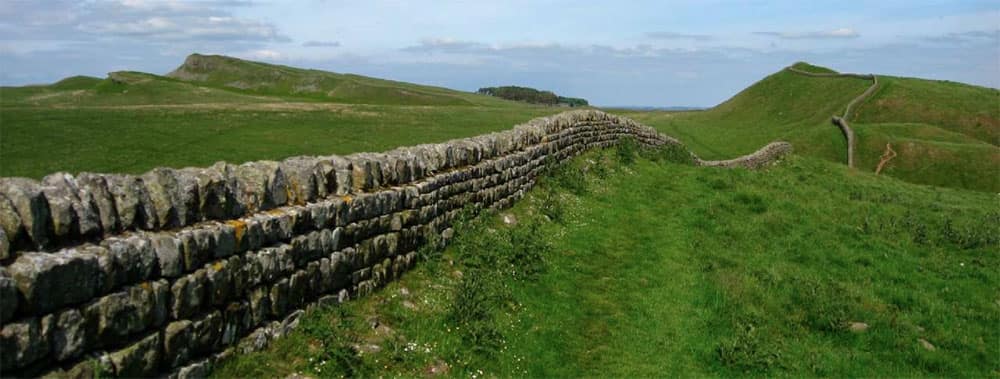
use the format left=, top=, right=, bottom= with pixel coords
left=0, top=71, right=274, bottom=107
left=614, top=62, right=1000, bottom=192
left=167, top=54, right=514, bottom=106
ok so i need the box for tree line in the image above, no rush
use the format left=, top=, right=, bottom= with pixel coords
left=477, top=86, right=589, bottom=107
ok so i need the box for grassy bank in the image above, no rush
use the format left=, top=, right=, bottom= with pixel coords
left=214, top=145, right=999, bottom=377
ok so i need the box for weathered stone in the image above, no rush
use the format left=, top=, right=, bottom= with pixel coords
left=163, top=320, right=194, bottom=368
left=150, top=233, right=184, bottom=278
left=38, top=175, right=80, bottom=241
left=49, top=308, right=87, bottom=361
left=189, top=163, right=239, bottom=220
left=0, top=193, right=23, bottom=254
left=171, top=268, right=207, bottom=319
left=0, top=268, right=17, bottom=323
left=83, top=279, right=168, bottom=346
left=76, top=173, right=120, bottom=234
left=0, top=317, right=49, bottom=370
left=221, top=301, right=251, bottom=346
left=281, top=157, right=321, bottom=205
left=175, top=358, right=212, bottom=379
left=205, top=259, right=232, bottom=306
left=0, top=178, right=52, bottom=249
left=214, top=223, right=237, bottom=258
left=44, top=173, right=104, bottom=240
left=288, top=270, right=309, bottom=309
left=9, top=249, right=101, bottom=314
left=141, top=168, right=183, bottom=229
left=269, top=278, right=289, bottom=317
left=248, top=286, right=271, bottom=326
left=101, top=236, right=158, bottom=287
left=191, top=311, right=222, bottom=355
left=109, top=332, right=160, bottom=377
left=105, top=174, right=158, bottom=230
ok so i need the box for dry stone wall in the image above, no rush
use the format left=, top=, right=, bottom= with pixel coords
left=0, top=110, right=683, bottom=378
left=785, top=65, right=879, bottom=168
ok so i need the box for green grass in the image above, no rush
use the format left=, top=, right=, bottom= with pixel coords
left=213, top=147, right=999, bottom=378
left=0, top=54, right=565, bottom=178
left=853, top=123, right=1000, bottom=192
left=0, top=105, right=557, bottom=178
left=610, top=62, right=1000, bottom=192
left=853, top=76, right=1000, bottom=145
left=166, top=53, right=517, bottom=106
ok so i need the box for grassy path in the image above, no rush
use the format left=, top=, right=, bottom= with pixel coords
left=214, top=149, right=998, bottom=378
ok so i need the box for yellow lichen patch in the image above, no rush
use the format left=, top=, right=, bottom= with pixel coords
left=226, top=219, right=247, bottom=245
left=212, top=261, right=225, bottom=271
left=140, top=281, right=152, bottom=291
left=341, top=194, right=353, bottom=204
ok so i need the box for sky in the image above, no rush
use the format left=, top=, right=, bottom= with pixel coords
left=0, top=0, right=997, bottom=107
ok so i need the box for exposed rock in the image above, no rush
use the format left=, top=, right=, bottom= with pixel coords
left=919, top=338, right=936, bottom=351
left=0, top=317, right=49, bottom=370
left=76, top=173, right=120, bottom=234
left=0, top=178, right=53, bottom=249
left=9, top=249, right=101, bottom=314
left=150, top=233, right=185, bottom=278
left=0, top=267, right=18, bottom=323
left=0, top=196, right=20, bottom=257
left=109, top=332, right=160, bottom=377
left=49, top=308, right=88, bottom=361
left=848, top=322, right=869, bottom=333
left=105, top=174, right=158, bottom=230
left=164, top=320, right=194, bottom=368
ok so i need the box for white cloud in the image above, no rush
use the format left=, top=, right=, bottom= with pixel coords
left=755, top=28, right=860, bottom=40
left=646, top=31, right=713, bottom=41
left=302, top=40, right=341, bottom=47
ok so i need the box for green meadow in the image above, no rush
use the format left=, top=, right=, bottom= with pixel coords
left=213, top=146, right=999, bottom=378
left=2, top=55, right=997, bottom=377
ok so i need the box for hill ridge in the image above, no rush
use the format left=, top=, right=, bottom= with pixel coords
left=785, top=64, right=881, bottom=168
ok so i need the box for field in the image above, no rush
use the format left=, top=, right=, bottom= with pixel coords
left=613, top=63, right=1000, bottom=192
left=0, top=55, right=556, bottom=178
left=2, top=55, right=997, bottom=377
left=213, top=147, right=999, bottom=377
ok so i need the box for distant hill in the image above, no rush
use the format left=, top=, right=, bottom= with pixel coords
left=615, top=62, right=999, bottom=192
left=477, top=86, right=589, bottom=107
left=167, top=54, right=513, bottom=106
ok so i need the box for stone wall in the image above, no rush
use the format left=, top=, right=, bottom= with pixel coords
left=0, top=109, right=791, bottom=378
left=785, top=65, right=879, bottom=168
left=0, top=110, right=677, bottom=377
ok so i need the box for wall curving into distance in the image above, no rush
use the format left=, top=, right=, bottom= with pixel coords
left=0, top=110, right=789, bottom=378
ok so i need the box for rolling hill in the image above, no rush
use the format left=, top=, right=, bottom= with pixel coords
left=166, top=53, right=514, bottom=106
left=615, top=62, right=1000, bottom=192
left=0, top=54, right=557, bottom=178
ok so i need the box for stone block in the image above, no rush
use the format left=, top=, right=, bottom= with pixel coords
left=150, top=233, right=185, bottom=278
left=108, top=331, right=160, bottom=377
left=9, top=249, right=101, bottom=314
left=0, top=267, right=17, bottom=323
left=104, top=174, right=158, bottom=231
left=101, top=235, right=158, bottom=287
left=0, top=178, right=52, bottom=249
left=49, top=308, right=87, bottom=361
left=163, top=320, right=193, bottom=368
left=0, top=317, right=49, bottom=370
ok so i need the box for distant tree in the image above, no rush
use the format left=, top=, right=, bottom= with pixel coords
left=478, top=85, right=585, bottom=106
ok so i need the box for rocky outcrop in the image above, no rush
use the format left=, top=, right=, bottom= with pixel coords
left=0, top=110, right=789, bottom=377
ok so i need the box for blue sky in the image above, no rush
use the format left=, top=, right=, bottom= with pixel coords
left=1, top=0, right=997, bottom=106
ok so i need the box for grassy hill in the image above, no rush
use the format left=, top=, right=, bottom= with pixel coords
left=214, top=147, right=998, bottom=378
left=613, top=62, right=1000, bottom=192
left=0, top=55, right=557, bottom=178
left=167, top=54, right=514, bottom=106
